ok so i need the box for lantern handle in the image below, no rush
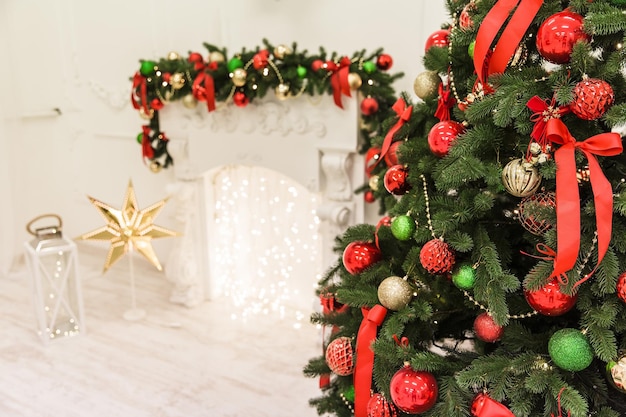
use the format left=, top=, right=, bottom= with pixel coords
left=26, top=214, right=63, bottom=236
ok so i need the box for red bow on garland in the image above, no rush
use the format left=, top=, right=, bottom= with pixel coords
left=544, top=118, right=622, bottom=288
left=192, top=72, right=216, bottom=112
left=434, top=81, right=456, bottom=122
left=131, top=72, right=149, bottom=114
left=329, top=56, right=352, bottom=109
left=527, top=95, right=570, bottom=142
left=141, top=125, right=154, bottom=160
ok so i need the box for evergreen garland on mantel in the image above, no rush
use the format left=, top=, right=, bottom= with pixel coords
left=130, top=38, right=403, bottom=173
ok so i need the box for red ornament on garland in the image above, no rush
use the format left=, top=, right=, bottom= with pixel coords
left=233, top=91, right=249, bottom=107
left=383, top=165, right=411, bottom=195
left=570, top=77, right=615, bottom=120
left=361, top=97, right=379, bottom=116
left=428, top=120, right=465, bottom=158
left=365, top=146, right=382, bottom=176
left=342, top=241, right=382, bottom=275
left=471, top=393, right=515, bottom=417
left=384, top=141, right=402, bottom=167
left=617, top=273, right=626, bottom=303
left=473, top=312, right=504, bottom=343
left=188, top=52, right=203, bottom=63
left=536, top=10, right=590, bottom=64
left=389, top=365, right=438, bottom=414
left=425, top=29, right=450, bottom=52
left=419, top=238, right=455, bottom=275
left=311, top=59, right=324, bottom=72
left=364, top=190, right=376, bottom=203
left=376, top=54, right=393, bottom=71
left=150, top=98, right=164, bottom=111
left=325, top=336, right=354, bottom=376
left=367, top=393, right=398, bottom=417
left=252, top=49, right=270, bottom=70
left=524, top=279, right=578, bottom=316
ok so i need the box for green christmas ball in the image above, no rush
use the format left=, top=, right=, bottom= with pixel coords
left=468, top=41, right=476, bottom=59
left=391, top=215, right=416, bottom=241
left=297, top=65, right=307, bottom=79
left=452, top=264, right=476, bottom=290
left=136, top=133, right=143, bottom=144
left=139, top=60, right=157, bottom=76
left=548, top=328, right=594, bottom=372
left=227, top=57, right=244, bottom=73
left=342, top=385, right=355, bottom=402
left=362, top=61, right=377, bottom=74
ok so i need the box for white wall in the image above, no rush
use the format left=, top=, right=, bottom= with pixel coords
left=0, top=0, right=449, bottom=273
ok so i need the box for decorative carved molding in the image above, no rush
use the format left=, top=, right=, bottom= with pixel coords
left=319, top=149, right=355, bottom=202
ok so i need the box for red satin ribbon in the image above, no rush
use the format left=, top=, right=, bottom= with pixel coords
left=527, top=95, right=570, bottom=142
left=551, top=388, right=571, bottom=417
left=354, top=305, right=387, bottom=417
left=376, top=98, right=412, bottom=169
left=474, top=0, right=543, bottom=86
left=330, top=56, right=352, bottom=109
left=435, top=82, right=455, bottom=121
left=131, top=72, right=149, bottom=113
left=141, top=125, right=154, bottom=160
left=392, top=334, right=409, bottom=347
left=193, top=72, right=216, bottom=112
left=545, top=119, right=623, bottom=288
left=521, top=244, right=570, bottom=285
left=472, top=393, right=515, bottom=417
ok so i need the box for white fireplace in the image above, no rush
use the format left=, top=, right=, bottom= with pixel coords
left=160, top=96, right=364, bottom=322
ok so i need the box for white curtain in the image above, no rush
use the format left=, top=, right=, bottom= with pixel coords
left=204, top=164, right=322, bottom=326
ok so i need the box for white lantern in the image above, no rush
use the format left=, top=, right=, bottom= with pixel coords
left=24, top=214, right=85, bottom=344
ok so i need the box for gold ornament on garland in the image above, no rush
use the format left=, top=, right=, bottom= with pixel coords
left=182, top=94, right=198, bottom=108
left=275, top=83, right=290, bottom=100
left=208, top=51, right=225, bottom=63
left=273, top=44, right=292, bottom=59
left=77, top=180, right=179, bottom=272
left=348, top=72, right=363, bottom=90
left=231, top=68, right=247, bottom=87
left=501, top=158, right=542, bottom=197
left=167, top=51, right=181, bottom=61
left=169, top=72, right=186, bottom=90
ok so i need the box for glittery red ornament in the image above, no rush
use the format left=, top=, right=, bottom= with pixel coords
left=517, top=192, right=556, bottom=235
left=312, top=59, right=324, bottom=72
left=425, top=29, right=450, bottom=52
left=365, top=146, right=382, bottom=176
left=427, top=120, right=465, bottom=158
left=342, top=241, right=382, bottom=275
left=384, top=141, right=402, bottom=166
left=325, top=336, right=354, bottom=376
left=367, top=393, right=398, bottom=417
left=364, top=190, right=376, bottom=203
left=536, top=10, right=590, bottom=64
left=361, top=97, right=379, bottom=116
left=459, top=2, right=475, bottom=30
left=618, top=273, right=626, bottom=303
left=389, top=365, right=438, bottom=414
left=473, top=312, right=504, bottom=343
left=150, top=98, right=164, bottom=111
left=233, top=91, right=249, bottom=107
left=376, top=54, right=393, bottom=71
left=570, top=77, right=615, bottom=120
left=252, top=49, right=270, bottom=70
left=524, top=279, right=578, bottom=316
left=419, top=239, right=455, bottom=275
left=383, top=165, right=411, bottom=195
left=471, top=393, right=514, bottom=417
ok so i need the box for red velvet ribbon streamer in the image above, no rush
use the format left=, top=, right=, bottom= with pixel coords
left=473, top=0, right=543, bottom=86
left=434, top=82, right=456, bottom=122
left=375, top=98, right=412, bottom=169
left=193, top=72, right=216, bottom=112
left=141, top=125, right=154, bottom=160
left=527, top=95, right=570, bottom=142
left=131, top=72, right=149, bottom=114
left=354, top=305, right=387, bottom=417
left=472, top=393, right=515, bottom=417
left=330, top=56, right=352, bottom=109
left=545, top=119, right=623, bottom=288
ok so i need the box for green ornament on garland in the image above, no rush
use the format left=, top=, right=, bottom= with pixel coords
left=548, top=328, right=594, bottom=371
left=362, top=61, right=376, bottom=74
left=139, top=60, right=157, bottom=76
left=227, top=57, right=244, bottom=72
left=136, top=133, right=144, bottom=144
left=391, top=215, right=416, bottom=241
left=297, top=65, right=307, bottom=79
left=452, top=264, right=476, bottom=290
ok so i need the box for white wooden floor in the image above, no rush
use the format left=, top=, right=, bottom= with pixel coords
left=0, top=248, right=322, bottom=417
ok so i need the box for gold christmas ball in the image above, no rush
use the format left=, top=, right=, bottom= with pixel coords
left=275, top=83, right=291, bottom=100
left=139, top=107, right=154, bottom=120
left=502, top=158, right=542, bottom=197
left=208, top=51, right=225, bottom=63
left=369, top=175, right=379, bottom=191
left=607, top=356, right=626, bottom=393
left=167, top=51, right=181, bottom=61
left=170, top=72, right=186, bottom=90
left=377, top=276, right=413, bottom=311
left=413, top=71, right=441, bottom=100
left=348, top=72, right=362, bottom=90
left=149, top=160, right=162, bottom=173
left=182, top=94, right=198, bottom=109
left=273, top=44, right=292, bottom=60
left=231, top=68, right=247, bottom=87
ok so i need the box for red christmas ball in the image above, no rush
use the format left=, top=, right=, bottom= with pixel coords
left=459, top=2, right=475, bottom=30
left=188, top=52, right=203, bottom=63
left=367, top=393, right=398, bottom=417
left=383, top=165, right=411, bottom=195
left=384, top=141, right=402, bottom=166
left=325, top=336, right=354, bottom=376
left=342, top=241, right=382, bottom=275
left=252, top=49, right=270, bottom=70
left=427, top=120, right=465, bottom=158
left=536, top=10, right=590, bottom=64
left=312, top=59, right=324, bottom=72
left=376, top=54, right=393, bottom=71
left=150, top=98, right=164, bottom=111
left=473, top=312, right=504, bottom=342
left=361, top=97, right=380, bottom=116
left=364, top=190, right=376, bottom=203
left=518, top=192, right=556, bottom=235
left=389, top=366, right=438, bottom=414
left=618, top=273, right=626, bottom=303
left=425, top=29, right=450, bottom=52
left=365, top=146, right=382, bottom=176
left=419, top=239, right=455, bottom=275
left=525, top=279, right=578, bottom=316
left=233, top=91, right=249, bottom=107
left=570, top=78, right=615, bottom=120
left=471, top=393, right=513, bottom=417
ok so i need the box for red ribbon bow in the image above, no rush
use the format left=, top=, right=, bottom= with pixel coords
left=192, top=72, right=216, bottom=112
left=435, top=82, right=456, bottom=121
left=354, top=305, right=387, bottom=417
left=376, top=98, right=412, bottom=169
left=527, top=95, right=570, bottom=142
left=329, top=56, right=352, bottom=109
left=131, top=72, right=149, bottom=114
left=545, top=118, right=622, bottom=288
left=141, top=125, right=154, bottom=160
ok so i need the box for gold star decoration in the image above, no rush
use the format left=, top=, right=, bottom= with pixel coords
left=78, top=180, right=179, bottom=273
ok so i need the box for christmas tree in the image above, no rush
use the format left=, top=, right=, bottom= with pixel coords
left=304, top=0, right=626, bottom=416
